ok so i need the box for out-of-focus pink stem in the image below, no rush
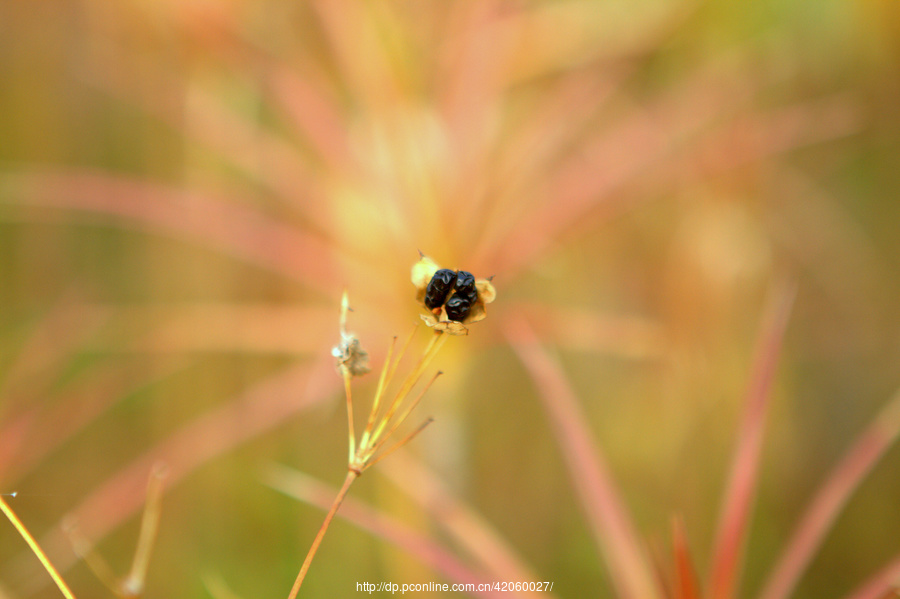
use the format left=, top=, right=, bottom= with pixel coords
left=760, top=387, right=900, bottom=599
left=707, top=281, right=796, bottom=599
left=3, top=358, right=336, bottom=596
left=842, top=552, right=900, bottom=599
left=266, top=465, right=504, bottom=598
left=506, top=316, right=660, bottom=599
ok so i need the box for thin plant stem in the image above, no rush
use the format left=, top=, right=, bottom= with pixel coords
left=13, top=361, right=328, bottom=597
left=123, top=463, right=168, bottom=596
left=506, top=317, right=660, bottom=599
left=359, top=329, right=416, bottom=451
left=289, top=306, right=450, bottom=596
left=360, top=335, right=397, bottom=448
left=708, top=282, right=796, bottom=599
left=842, top=552, right=900, bottom=599
left=339, top=292, right=357, bottom=461
left=363, top=418, right=434, bottom=472
left=63, top=463, right=168, bottom=598
left=343, top=367, right=356, bottom=462
left=369, top=332, right=446, bottom=444
left=1, top=495, right=78, bottom=599
left=672, top=517, right=700, bottom=599
left=760, top=386, right=900, bottom=599
left=266, top=465, right=489, bottom=593
left=380, top=453, right=544, bottom=585
left=364, top=373, right=442, bottom=460
left=63, top=519, right=121, bottom=592
left=287, top=470, right=359, bottom=599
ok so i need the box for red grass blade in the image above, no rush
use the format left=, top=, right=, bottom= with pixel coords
left=109, top=2, right=352, bottom=185
left=505, top=315, right=660, bottom=599
left=490, top=63, right=757, bottom=281
left=486, top=81, right=857, bottom=286
left=0, top=298, right=107, bottom=416
left=672, top=517, right=701, bottom=599
left=264, top=464, right=509, bottom=599
left=647, top=536, right=675, bottom=599
left=2, top=357, right=185, bottom=485
left=841, top=553, right=900, bottom=599
left=0, top=299, right=109, bottom=479
left=760, top=386, right=900, bottom=599
left=2, top=169, right=340, bottom=295
left=467, top=68, right=627, bottom=270
left=657, top=96, right=860, bottom=190
left=110, top=303, right=339, bottom=354
left=707, top=281, right=797, bottom=599
left=381, top=452, right=546, bottom=588
left=309, top=0, right=404, bottom=116
left=436, top=1, right=510, bottom=170
left=79, top=47, right=338, bottom=230
left=505, top=300, right=665, bottom=360
left=264, top=62, right=351, bottom=172
left=1, top=358, right=336, bottom=596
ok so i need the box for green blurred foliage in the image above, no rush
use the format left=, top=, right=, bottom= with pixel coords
left=1, top=1, right=900, bottom=598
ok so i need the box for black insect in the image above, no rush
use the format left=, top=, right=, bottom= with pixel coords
left=453, top=270, right=478, bottom=304
left=444, top=296, right=472, bottom=322
left=424, top=268, right=456, bottom=309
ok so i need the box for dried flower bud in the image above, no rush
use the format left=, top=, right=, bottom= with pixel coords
left=332, top=335, right=370, bottom=376
left=333, top=291, right=371, bottom=376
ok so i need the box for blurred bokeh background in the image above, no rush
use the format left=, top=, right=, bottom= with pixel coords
left=1, top=1, right=900, bottom=598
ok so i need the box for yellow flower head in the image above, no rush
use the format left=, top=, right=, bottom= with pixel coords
left=411, top=254, right=496, bottom=335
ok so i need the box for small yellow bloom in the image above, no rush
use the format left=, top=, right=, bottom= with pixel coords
left=411, top=254, right=496, bottom=336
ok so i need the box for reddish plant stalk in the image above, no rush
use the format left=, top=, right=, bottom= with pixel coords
left=287, top=470, right=359, bottom=599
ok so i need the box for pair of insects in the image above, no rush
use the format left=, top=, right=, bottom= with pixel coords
left=424, top=268, right=479, bottom=322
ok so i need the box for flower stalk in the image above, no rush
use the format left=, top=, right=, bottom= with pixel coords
left=286, top=470, right=357, bottom=599
left=287, top=291, right=448, bottom=598
left=1, top=494, right=77, bottom=599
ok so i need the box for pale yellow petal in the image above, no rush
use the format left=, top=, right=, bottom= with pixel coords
left=463, top=302, right=487, bottom=324
left=411, top=256, right=440, bottom=290
left=475, top=279, right=496, bottom=304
